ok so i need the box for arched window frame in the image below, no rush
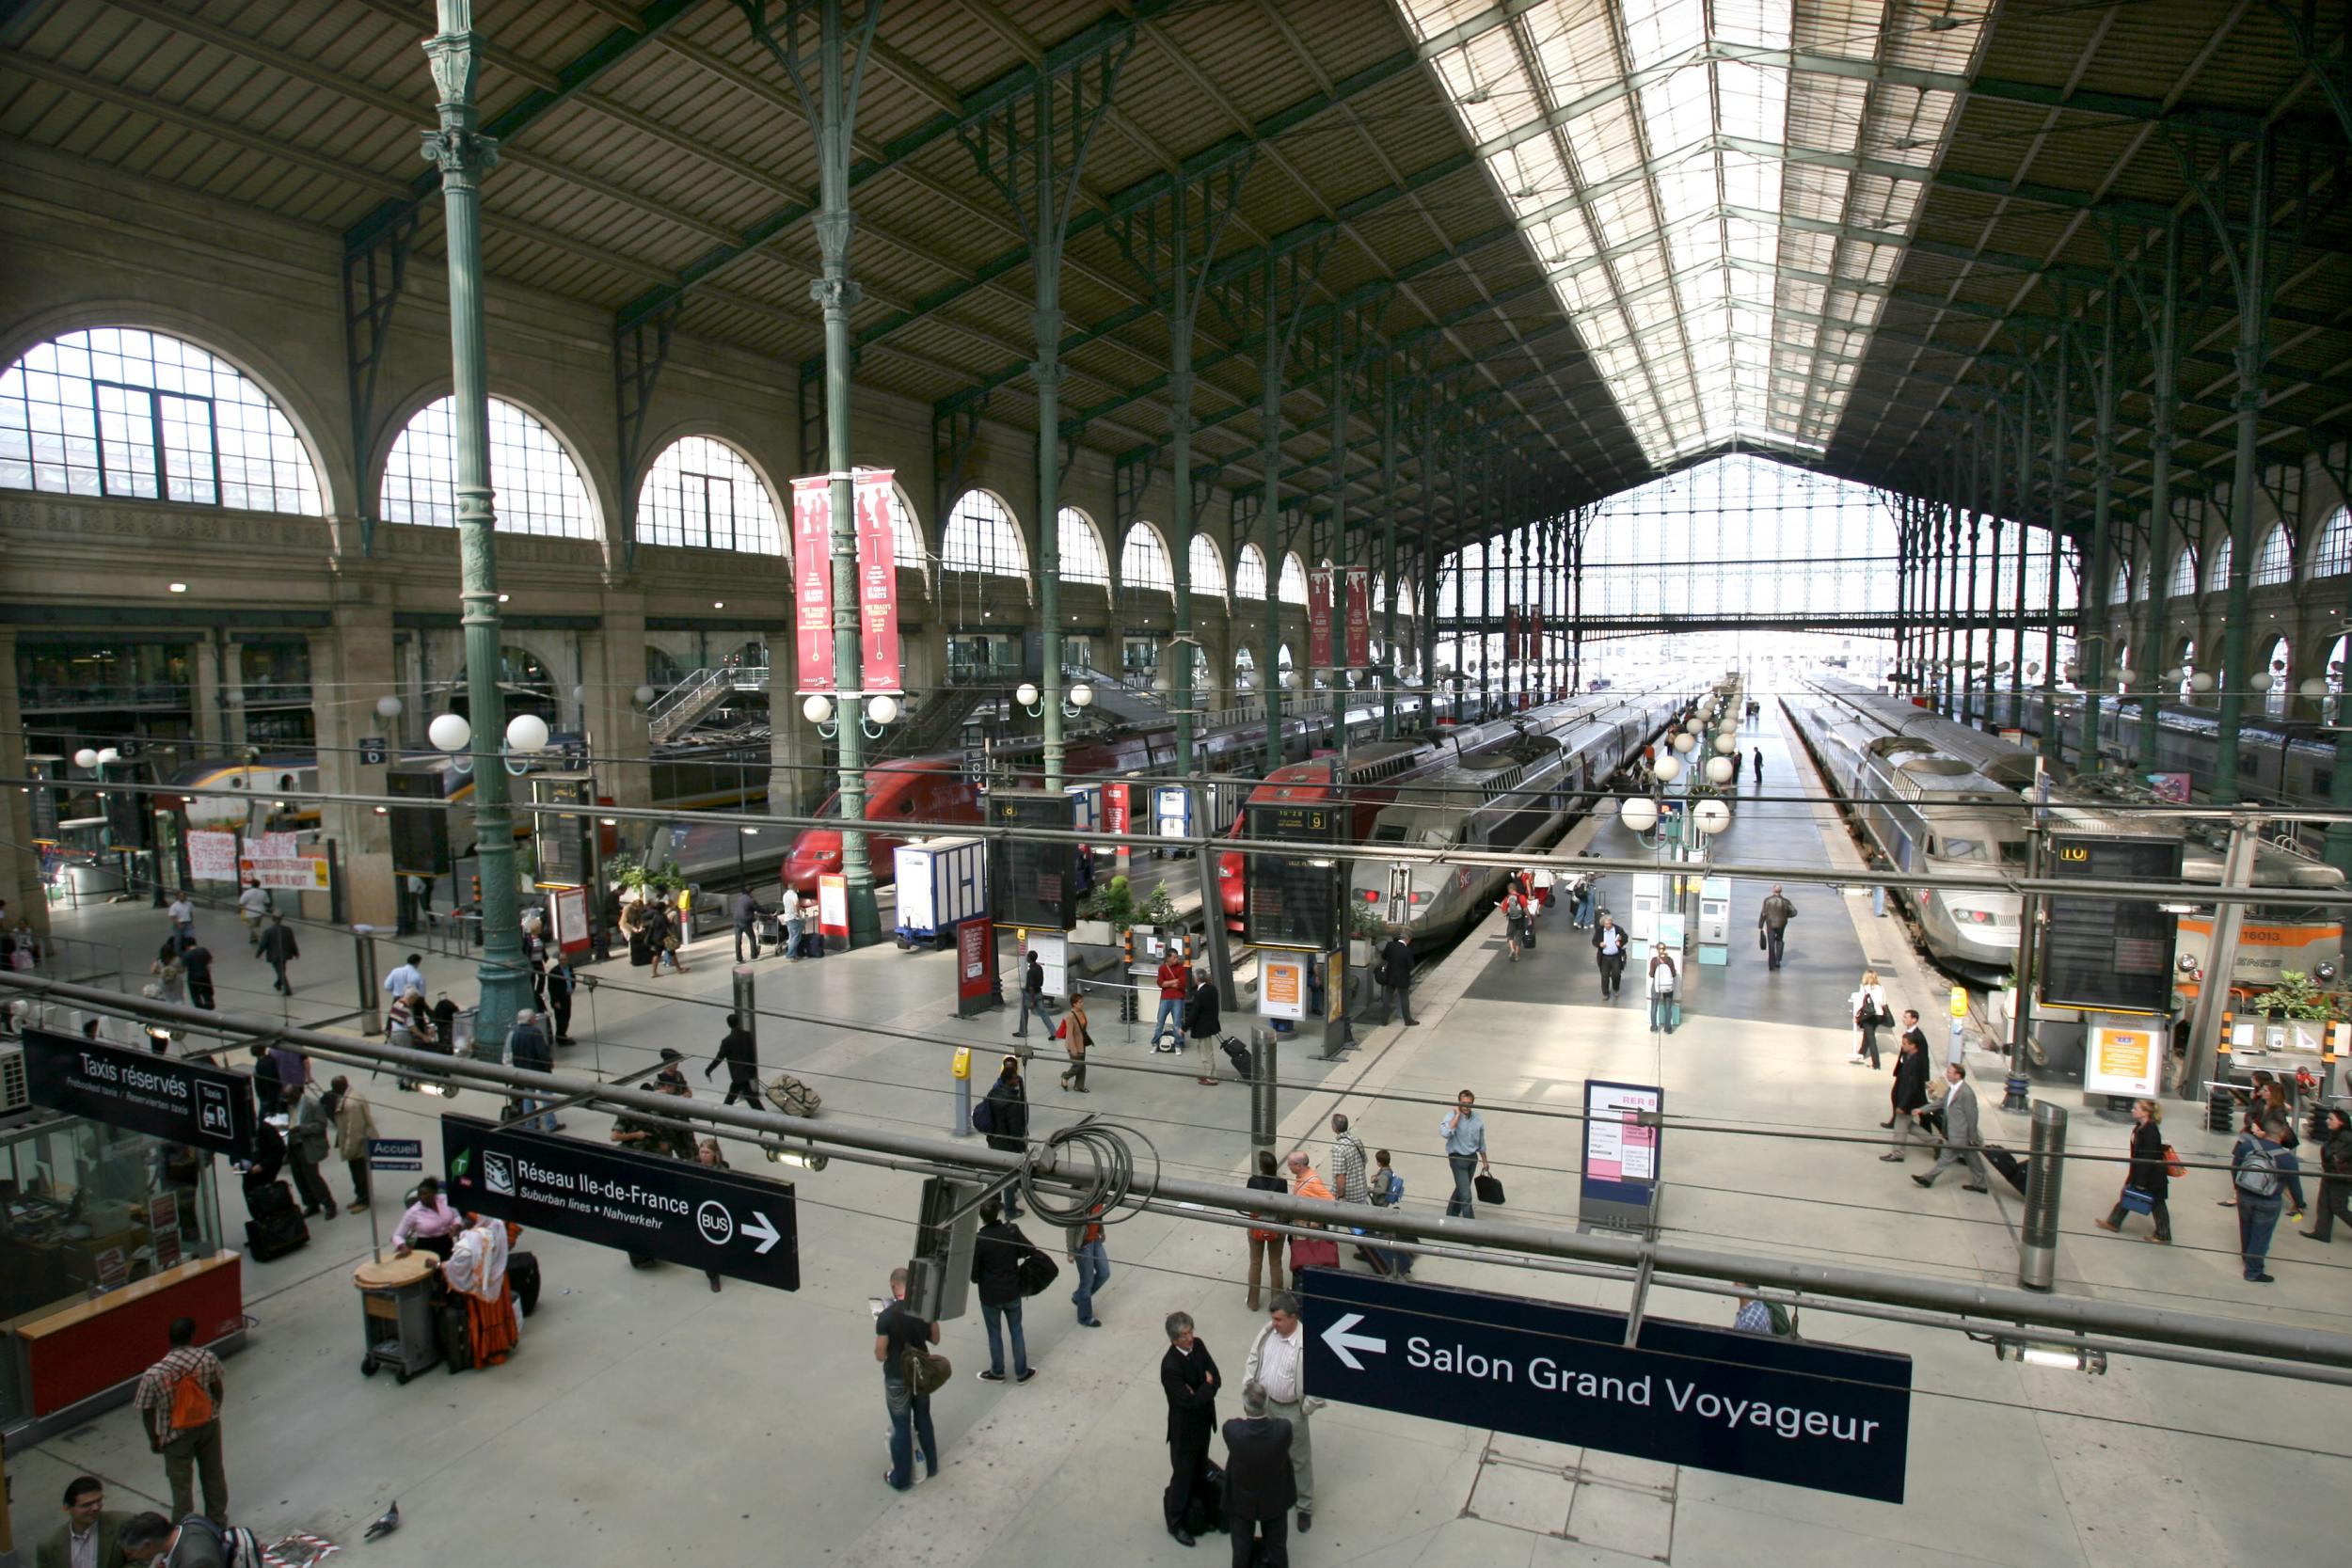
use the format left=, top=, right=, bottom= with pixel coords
left=2251, top=521, right=2294, bottom=586
left=635, top=434, right=781, bottom=554
left=2110, top=561, right=2131, bottom=608
left=2169, top=543, right=2199, bottom=598
left=1117, top=521, right=1174, bottom=594
left=1278, top=551, right=1309, bottom=605
left=1, top=326, right=324, bottom=515
left=382, top=394, right=597, bottom=540
left=1057, top=506, right=1110, bottom=586
left=2203, top=534, right=2233, bottom=594
left=1188, top=534, right=1227, bottom=602
left=2310, top=505, right=2352, bottom=578
left=883, top=482, right=930, bottom=597
left=1234, top=542, right=1268, bottom=600
left=941, top=489, right=1030, bottom=598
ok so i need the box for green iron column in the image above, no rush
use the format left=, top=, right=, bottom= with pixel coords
left=1260, top=350, right=1283, bottom=767
left=2208, top=140, right=2272, bottom=805
left=788, top=0, right=886, bottom=946
left=2138, top=218, right=2181, bottom=776
left=1378, top=379, right=1400, bottom=738
left=2080, top=286, right=2118, bottom=775
left=2012, top=387, right=2031, bottom=729
left=2042, top=315, right=2069, bottom=768
left=421, top=0, right=526, bottom=1038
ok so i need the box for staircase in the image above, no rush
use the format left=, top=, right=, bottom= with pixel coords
left=875, top=685, right=993, bottom=760
left=1067, top=663, right=1166, bottom=727
left=649, top=664, right=767, bottom=744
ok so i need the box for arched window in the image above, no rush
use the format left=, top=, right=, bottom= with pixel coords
left=884, top=483, right=928, bottom=585
left=1189, top=535, right=1226, bottom=600
left=446, top=644, right=559, bottom=722
left=2132, top=553, right=2151, bottom=600
left=2264, top=635, right=2290, bottom=717
left=2110, top=561, right=2130, bottom=607
left=1058, top=508, right=1109, bottom=586
left=383, top=396, right=595, bottom=539
left=942, top=490, right=1027, bottom=579
left=1, top=326, right=322, bottom=513
left=2169, top=545, right=2198, bottom=598
left=2251, top=522, right=2294, bottom=586
left=2312, top=505, right=2352, bottom=578
left=636, top=436, right=779, bottom=552
left=1372, top=574, right=1389, bottom=612
left=2204, top=535, right=2233, bottom=594
left=1119, top=523, right=1173, bottom=594
left=1278, top=552, right=1309, bottom=605
left=1235, top=543, right=1268, bottom=600
left=1233, top=645, right=1257, bottom=689
left=1396, top=576, right=1416, bottom=618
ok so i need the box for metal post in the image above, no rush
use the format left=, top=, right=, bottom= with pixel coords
left=732, top=961, right=755, bottom=1055
left=2041, top=309, right=2068, bottom=766
left=2012, top=386, right=2031, bottom=728
left=1983, top=403, right=2004, bottom=727
left=2081, top=286, right=2117, bottom=774
left=2006, top=789, right=2045, bottom=1110
left=422, top=0, right=527, bottom=1041
left=1380, top=383, right=1400, bottom=738
left=2182, top=817, right=2259, bottom=1097
left=1169, top=233, right=1199, bottom=778
left=353, top=923, right=381, bottom=1037
left=2019, top=1100, right=2067, bottom=1291
left=1249, top=1024, right=1277, bottom=1155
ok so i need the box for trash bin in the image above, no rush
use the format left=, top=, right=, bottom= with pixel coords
left=354, top=1253, right=441, bottom=1384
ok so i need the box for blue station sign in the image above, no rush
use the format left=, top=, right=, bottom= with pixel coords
left=1298, top=1268, right=1912, bottom=1503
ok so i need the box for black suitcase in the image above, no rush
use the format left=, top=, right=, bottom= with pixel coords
left=799, top=929, right=825, bottom=959
left=1183, top=1462, right=1230, bottom=1536
left=437, top=1294, right=474, bottom=1373
left=509, top=1249, right=542, bottom=1318
left=243, top=1179, right=310, bottom=1261
left=1982, top=1146, right=2028, bottom=1196
left=1220, top=1036, right=1252, bottom=1080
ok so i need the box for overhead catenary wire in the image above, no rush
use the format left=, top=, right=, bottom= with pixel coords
left=8, top=974, right=2350, bottom=1383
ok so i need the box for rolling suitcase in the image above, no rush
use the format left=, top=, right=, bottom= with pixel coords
left=437, top=1291, right=474, bottom=1373
left=509, top=1249, right=542, bottom=1317
left=755, top=913, right=782, bottom=953
left=243, top=1179, right=310, bottom=1261
left=1219, top=1036, right=1253, bottom=1080
left=1982, top=1145, right=2028, bottom=1196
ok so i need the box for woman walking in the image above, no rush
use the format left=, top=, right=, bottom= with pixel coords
left=1847, top=969, right=1890, bottom=1067
left=2094, top=1099, right=2172, bottom=1243
left=1243, top=1149, right=1287, bottom=1310
left=1647, top=946, right=1679, bottom=1034
left=1057, top=991, right=1092, bottom=1093
left=2302, top=1106, right=2352, bottom=1243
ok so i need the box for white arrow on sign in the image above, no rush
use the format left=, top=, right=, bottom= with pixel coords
left=1321, top=1312, right=1387, bottom=1371
left=743, top=1211, right=782, bottom=1256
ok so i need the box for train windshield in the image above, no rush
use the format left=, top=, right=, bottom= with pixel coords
left=1371, top=823, right=1409, bottom=843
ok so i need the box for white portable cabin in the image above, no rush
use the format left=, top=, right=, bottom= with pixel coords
left=893, top=836, right=988, bottom=946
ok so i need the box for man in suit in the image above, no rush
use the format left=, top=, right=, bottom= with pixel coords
left=1376, top=934, right=1418, bottom=1025
left=1881, top=1024, right=1933, bottom=1161
left=1161, top=1310, right=1221, bottom=1547
left=1912, top=1064, right=1991, bottom=1192
left=37, top=1475, right=128, bottom=1568
left=1222, top=1379, right=1297, bottom=1568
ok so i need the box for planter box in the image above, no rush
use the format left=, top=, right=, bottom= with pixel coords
left=1071, top=919, right=1116, bottom=947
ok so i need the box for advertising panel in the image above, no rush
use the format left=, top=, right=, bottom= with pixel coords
left=1260, top=955, right=1307, bottom=1020
left=1307, top=565, right=1334, bottom=670
left=1343, top=564, right=1371, bottom=668
left=790, top=475, right=834, bottom=692
left=2084, top=1022, right=2164, bottom=1097
left=853, top=467, right=901, bottom=693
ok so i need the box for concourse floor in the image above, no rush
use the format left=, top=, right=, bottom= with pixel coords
left=8, top=742, right=2350, bottom=1566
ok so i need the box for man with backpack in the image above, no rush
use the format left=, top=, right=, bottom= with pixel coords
left=876, top=1266, right=944, bottom=1492
left=132, top=1318, right=228, bottom=1528
left=2233, top=1114, right=2301, bottom=1283
left=118, top=1511, right=252, bottom=1565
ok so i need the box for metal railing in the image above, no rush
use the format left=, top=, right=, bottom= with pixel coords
left=648, top=667, right=736, bottom=743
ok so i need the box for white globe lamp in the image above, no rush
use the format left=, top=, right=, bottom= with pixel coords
left=1654, top=754, right=1683, bottom=784
left=1071, top=682, right=1095, bottom=708
left=1015, top=682, right=1041, bottom=707
left=866, top=693, right=900, bottom=725
left=2190, top=672, right=2216, bottom=693
left=96, top=748, right=119, bottom=766
left=505, top=713, right=550, bottom=752
left=802, top=693, right=834, bottom=724
left=1713, top=733, right=1735, bottom=753
left=1705, top=756, right=1735, bottom=784
left=1693, top=799, right=1733, bottom=836
left=427, top=714, right=471, bottom=753
left=2300, top=678, right=2328, bottom=698
left=633, top=684, right=657, bottom=707
left=73, top=747, right=99, bottom=769
left=2249, top=672, right=2273, bottom=693
left=375, top=694, right=404, bottom=720
left=1673, top=732, right=1694, bottom=753
left=1620, top=797, right=1661, bottom=833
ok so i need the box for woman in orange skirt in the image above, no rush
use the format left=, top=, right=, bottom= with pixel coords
left=443, top=1212, right=521, bottom=1367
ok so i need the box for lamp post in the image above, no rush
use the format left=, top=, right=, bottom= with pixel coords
left=421, top=0, right=527, bottom=1039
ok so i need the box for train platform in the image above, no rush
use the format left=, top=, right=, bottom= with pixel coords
left=9, top=793, right=2349, bottom=1566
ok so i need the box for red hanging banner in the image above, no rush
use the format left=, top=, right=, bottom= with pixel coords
left=1343, top=565, right=1372, bottom=669
left=790, top=476, right=834, bottom=694
left=1307, top=566, right=1335, bottom=669
left=853, top=468, right=902, bottom=694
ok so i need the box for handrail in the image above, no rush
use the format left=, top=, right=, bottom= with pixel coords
left=648, top=667, right=735, bottom=744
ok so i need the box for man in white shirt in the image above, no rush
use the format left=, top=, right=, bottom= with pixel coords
left=167, top=895, right=195, bottom=945
left=1243, top=1291, right=1315, bottom=1534
left=382, top=954, right=426, bottom=1011
left=235, top=880, right=270, bottom=949
left=779, top=887, right=804, bottom=961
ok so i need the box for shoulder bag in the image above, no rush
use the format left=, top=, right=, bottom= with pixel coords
left=1473, top=1172, right=1506, bottom=1206
left=1015, top=1239, right=1060, bottom=1297
left=901, top=1344, right=953, bottom=1396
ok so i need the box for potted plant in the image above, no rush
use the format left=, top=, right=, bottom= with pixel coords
left=1073, top=873, right=1133, bottom=947
left=1347, top=902, right=1385, bottom=967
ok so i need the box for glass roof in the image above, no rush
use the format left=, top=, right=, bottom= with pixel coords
left=1398, top=0, right=1985, bottom=466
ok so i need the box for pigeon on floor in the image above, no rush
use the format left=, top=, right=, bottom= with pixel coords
left=364, top=1501, right=400, bottom=1542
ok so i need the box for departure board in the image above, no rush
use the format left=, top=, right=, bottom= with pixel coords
left=386, top=764, right=452, bottom=877
left=992, top=789, right=1078, bottom=929
left=531, top=772, right=596, bottom=888
left=2042, top=833, right=2183, bottom=1013
left=1244, top=801, right=1342, bottom=952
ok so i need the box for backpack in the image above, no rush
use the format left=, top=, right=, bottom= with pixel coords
left=900, top=1344, right=953, bottom=1396
left=2233, top=1141, right=2281, bottom=1197
left=177, top=1515, right=262, bottom=1567
left=1371, top=1167, right=1404, bottom=1207
left=169, top=1369, right=215, bottom=1431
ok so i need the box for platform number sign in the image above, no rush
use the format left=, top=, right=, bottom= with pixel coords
left=992, top=789, right=1080, bottom=930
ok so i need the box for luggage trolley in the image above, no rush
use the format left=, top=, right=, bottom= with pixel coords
left=353, top=1253, right=442, bottom=1384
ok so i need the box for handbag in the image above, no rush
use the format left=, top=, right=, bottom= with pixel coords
left=1757, top=930, right=1768, bottom=952
left=1015, top=1245, right=1059, bottom=1298
left=2163, top=1144, right=2186, bottom=1180
left=1473, top=1172, right=1505, bottom=1206
left=900, top=1346, right=953, bottom=1396
left=2118, top=1185, right=2156, bottom=1215
left=1288, top=1234, right=1341, bottom=1270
